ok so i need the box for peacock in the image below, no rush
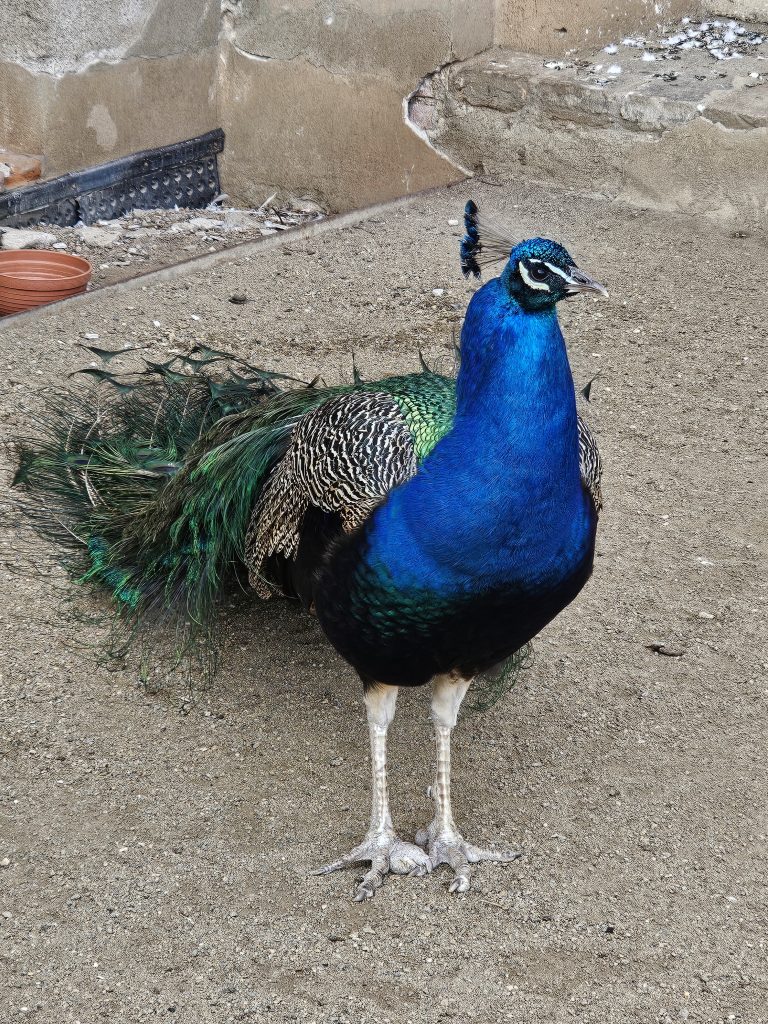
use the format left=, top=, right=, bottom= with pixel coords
left=12, top=200, right=606, bottom=900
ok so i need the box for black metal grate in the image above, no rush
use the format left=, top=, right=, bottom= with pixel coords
left=0, top=129, right=224, bottom=228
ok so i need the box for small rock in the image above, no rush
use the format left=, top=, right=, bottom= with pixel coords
left=698, top=611, right=715, bottom=620
left=189, top=217, right=224, bottom=230
left=432, top=288, right=445, bottom=297
left=52, top=241, right=68, bottom=250
left=647, top=643, right=686, bottom=658
left=75, top=225, right=120, bottom=248
left=229, top=293, right=249, bottom=304
left=0, top=858, right=10, bottom=868
left=223, top=209, right=255, bottom=230
left=0, top=228, right=58, bottom=250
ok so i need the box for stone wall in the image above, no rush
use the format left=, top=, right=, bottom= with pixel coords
left=0, top=0, right=220, bottom=175
left=0, top=0, right=710, bottom=211
left=218, top=0, right=495, bottom=210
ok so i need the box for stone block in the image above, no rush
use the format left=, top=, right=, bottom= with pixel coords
left=1, top=228, right=58, bottom=249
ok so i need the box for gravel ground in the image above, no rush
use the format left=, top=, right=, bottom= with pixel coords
left=1, top=180, right=766, bottom=1024
left=0, top=200, right=324, bottom=290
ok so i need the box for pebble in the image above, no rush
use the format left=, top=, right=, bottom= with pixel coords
left=698, top=611, right=715, bottom=620
left=0, top=857, right=10, bottom=867
left=223, top=209, right=256, bottom=230
left=647, top=643, right=686, bottom=657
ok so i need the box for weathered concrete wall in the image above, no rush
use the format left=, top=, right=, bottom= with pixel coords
left=218, top=0, right=496, bottom=210
left=420, top=47, right=768, bottom=230
left=3, top=0, right=749, bottom=212
left=2, top=0, right=220, bottom=74
left=0, top=0, right=220, bottom=176
left=704, top=1, right=768, bottom=17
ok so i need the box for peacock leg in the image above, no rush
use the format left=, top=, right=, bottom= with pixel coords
left=416, top=673, right=521, bottom=893
left=311, top=683, right=432, bottom=901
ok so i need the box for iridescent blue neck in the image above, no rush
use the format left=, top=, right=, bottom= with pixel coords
left=456, top=276, right=563, bottom=419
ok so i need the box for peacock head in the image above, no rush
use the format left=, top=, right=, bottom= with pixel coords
left=503, top=237, right=608, bottom=312
left=460, top=200, right=607, bottom=312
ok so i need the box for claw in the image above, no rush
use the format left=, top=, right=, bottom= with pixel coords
left=448, top=874, right=470, bottom=894
left=408, top=862, right=431, bottom=878
left=310, top=845, right=368, bottom=875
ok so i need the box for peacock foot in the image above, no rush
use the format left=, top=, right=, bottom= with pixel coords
left=311, top=829, right=433, bottom=902
left=415, top=821, right=521, bottom=893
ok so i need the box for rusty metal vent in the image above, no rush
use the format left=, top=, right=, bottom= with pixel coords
left=0, top=129, right=224, bottom=229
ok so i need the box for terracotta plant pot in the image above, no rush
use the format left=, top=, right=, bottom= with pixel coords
left=0, top=250, right=92, bottom=315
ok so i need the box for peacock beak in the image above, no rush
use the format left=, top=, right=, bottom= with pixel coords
left=564, top=266, right=609, bottom=298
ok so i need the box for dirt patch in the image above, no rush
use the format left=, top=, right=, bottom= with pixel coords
left=1, top=180, right=766, bottom=1023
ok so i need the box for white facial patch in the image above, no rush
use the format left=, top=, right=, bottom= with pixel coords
left=518, top=260, right=551, bottom=292
left=542, top=260, right=577, bottom=284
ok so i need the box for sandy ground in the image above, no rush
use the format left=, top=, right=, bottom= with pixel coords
left=1, top=180, right=766, bottom=1024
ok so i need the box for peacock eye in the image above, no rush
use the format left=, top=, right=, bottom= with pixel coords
left=528, top=262, right=548, bottom=281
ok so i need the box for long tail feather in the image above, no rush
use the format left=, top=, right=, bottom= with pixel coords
left=11, top=354, right=329, bottom=677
